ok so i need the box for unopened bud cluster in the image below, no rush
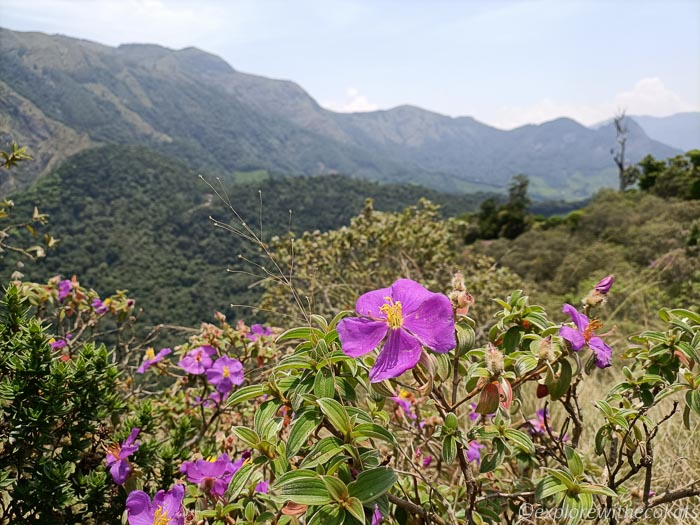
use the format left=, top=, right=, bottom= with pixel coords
left=537, top=336, right=555, bottom=362
left=583, top=274, right=614, bottom=308
left=449, top=271, right=475, bottom=315
left=485, top=343, right=504, bottom=376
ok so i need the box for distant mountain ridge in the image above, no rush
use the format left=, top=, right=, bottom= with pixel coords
left=0, top=27, right=681, bottom=199
left=628, top=113, right=699, bottom=152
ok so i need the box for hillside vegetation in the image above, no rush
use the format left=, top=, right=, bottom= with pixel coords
left=9, top=145, right=490, bottom=326
left=0, top=28, right=682, bottom=199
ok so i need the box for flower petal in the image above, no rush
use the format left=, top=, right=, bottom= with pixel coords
left=125, top=490, right=152, bottom=524
left=589, top=337, right=613, bottom=368
left=337, top=317, right=388, bottom=357
left=402, top=294, right=455, bottom=353
left=559, top=325, right=585, bottom=351
left=562, top=303, right=589, bottom=332
left=355, top=286, right=393, bottom=318
left=390, top=279, right=435, bottom=316
left=369, top=329, right=422, bottom=382
left=110, top=459, right=131, bottom=485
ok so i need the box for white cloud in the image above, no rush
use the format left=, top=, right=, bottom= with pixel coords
left=481, top=77, right=698, bottom=129
left=322, top=87, right=379, bottom=113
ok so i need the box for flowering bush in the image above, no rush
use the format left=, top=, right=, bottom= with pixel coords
left=2, top=266, right=699, bottom=524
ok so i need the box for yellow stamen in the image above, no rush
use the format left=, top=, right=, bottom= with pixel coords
left=398, top=389, right=411, bottom=399
left=379, top=297, right=403, bottom=329
left=153, top=506, right=172, bottom=525
left=222, top=366, right=230, bottom=378
left=145, top=348, right=155, bottom=360
left=583, top=319, right=603, bottom=342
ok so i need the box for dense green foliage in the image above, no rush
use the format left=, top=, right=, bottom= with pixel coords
left=471, top=189, right=700, bottom=335
left=9, top=145, right=490, bottom=327
left=261, top=199, right=523, bottom=329
left=0, top=286, right=123, bottom=523
left=633, top=150, right=700, bottom=199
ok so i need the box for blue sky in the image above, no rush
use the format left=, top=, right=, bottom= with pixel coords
left=1, top=0, right=698, bottom=128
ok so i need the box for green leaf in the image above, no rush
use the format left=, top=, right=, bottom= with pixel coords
left=504, top=429, right=535, bottom=455
left=307, top=504, right=345, bottom=525
left=231, top=426, right=260, bottom=448
left=564, top=446, right=584, bottom=477
left=226, top=463, right=255, bottom=500
left=444, top=413, right=458, bottom=431
left=318, top=397, right=352, bottom=436
left=227, top=384, right=266, bottom=407
left=669, top=308, right=700, bottom=325
left=277, top=327, right=315, bottom=343
left=547, top=469, right=577, bottom=490
left=322, top=475, right=348, bottom=502
left=286, top=409, right=322, bottom=459
left=273, top=470, right=332, bottom=506
left=580, top=483, right=617, bottom=497
left=344, top=496, right=366, bottom=524
left=685, top=390, right=700, bottom=416
left=503, top=326, right=522, bottom=353
left=442, top=435, right=457, bottom=464
left=549, top=359, right=572, bottom=401
left=255, top=400, right=281, bottom=441
left=351, top=423, right=396, bottom=445
left=536, top=475, right=567, bottom=500
left=314, top=368, right=336, bottom=398
left=300, top=437, right=345, bottom=469
left=479, top=439, right=506, bottom=474
left=347, top=467, right=397, bottom=504
left=562, top=492, right=593, bottom=525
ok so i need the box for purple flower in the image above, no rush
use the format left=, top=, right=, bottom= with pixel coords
left=390, top=390, right=417, bottom=419
left=595, top=275, right=614, bottom=295
left=58, top=279, right=72, bottom=301
left=180, top=454, right=239, bottom=498
left=527, top=408, right=550, bottom=436
left=105, top=427, right=140, bottom=485
left=248, top=324, right=272, bottom=341
left=126, top=483, right=184, bottom=525
left=92, top=298, right=109, bottom=315
left=206, top=356, right=244, bottom=394
left=372, top=504, right=382, bottom=525
left=337, top=279, right=456, bottom=383
left=178, top=345, right=216, bottom=375
left=422, top=455, right=433, bottom=468
left=255, top=480, right=269, bottom=494
left=559, top=304, right=613, bottom=368
left=137, top=347, right=172, bottom=374
left=465, top=441, right=485, bottom=464
left=49, top=334, right=72, bottom=350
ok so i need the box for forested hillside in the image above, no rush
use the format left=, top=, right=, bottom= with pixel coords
left=9, top=145, right=490, bottom=326
left=0, top=28, right=682, bottom=199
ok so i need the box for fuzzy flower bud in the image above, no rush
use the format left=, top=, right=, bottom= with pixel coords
left=451, top=271, right=466, bottom=291
left=583, top=275, right=614, bottom=308
left=485, top=343, right=504, bottom=376
left=537, top=336, right=555, bottom=362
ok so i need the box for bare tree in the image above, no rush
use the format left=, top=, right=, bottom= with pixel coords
left=611, top=110, right=638, bottom=191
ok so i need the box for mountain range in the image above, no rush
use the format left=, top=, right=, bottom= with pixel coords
left=0, top=27, right=688, bottom=200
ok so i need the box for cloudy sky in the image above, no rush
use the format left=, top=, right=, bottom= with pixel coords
left=1, top=0, right=698, bottom=129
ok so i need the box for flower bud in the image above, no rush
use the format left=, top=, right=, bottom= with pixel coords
left=451, top=271, right=466, bottom=291
left=582, top=290, right=606, bottom=308
left=595, top=275, right=614, bottom=295
left=537, top=336, right=555, bottom=362
left=485, top=344, right=504, bottom=376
